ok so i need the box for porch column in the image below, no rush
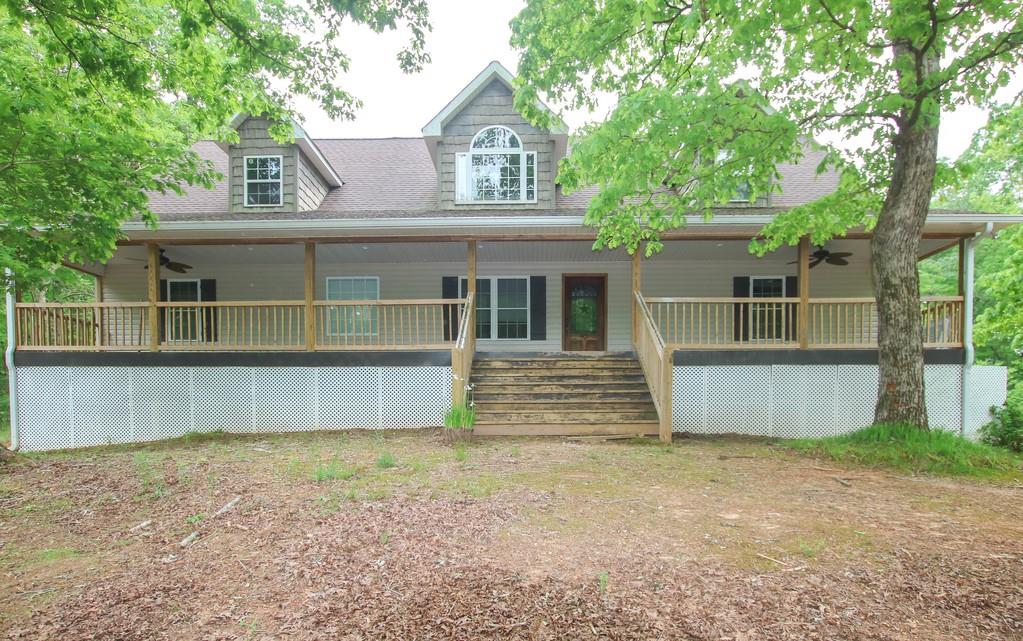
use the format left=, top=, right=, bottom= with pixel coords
left=466, top=240, right=477, bottom=341
left=147, top=243, right=160, bottom=351
left=631, top=250, right=641, bottom=345
left=798, top=236, right=810, bottom=349
left=305, top=242, right=316, bottom=351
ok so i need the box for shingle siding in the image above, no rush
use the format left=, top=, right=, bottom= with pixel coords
left=437, top=80, right=557, bottom=210
left=229, top=116, right=298, bottom=214
left=297, top=150, right=329, bottom=211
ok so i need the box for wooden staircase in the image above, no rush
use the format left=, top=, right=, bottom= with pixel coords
left=470, top=353, right=660, bottom=436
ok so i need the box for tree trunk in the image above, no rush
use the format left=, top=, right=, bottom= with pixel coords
left=871, top=112, right=939, bottom=428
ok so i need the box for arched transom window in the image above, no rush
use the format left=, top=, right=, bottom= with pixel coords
left=455, top=126, right=536, bottom=203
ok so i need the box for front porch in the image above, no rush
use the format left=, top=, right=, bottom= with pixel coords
left=8, top=236, right=993, bottom=450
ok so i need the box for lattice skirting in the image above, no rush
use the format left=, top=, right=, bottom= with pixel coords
left=15, top=366, right=451, bottom=451
left=672, top=364, right=1007, bottom=439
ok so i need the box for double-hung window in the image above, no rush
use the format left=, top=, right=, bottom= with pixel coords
left=244, top=155, right=283, bottom=206
left=325, top=277, right=379, bottom=336
left=455, top=126, right=536, bottom=203
left=459, top=276, right=529, bottom=340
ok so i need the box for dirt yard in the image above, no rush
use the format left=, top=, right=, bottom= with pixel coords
left=1, top=431, right=1021, bottom=640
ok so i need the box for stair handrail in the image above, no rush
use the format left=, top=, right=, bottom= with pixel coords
left=634, top=292, right=673, bottom=443
left=451, top=293, right=475, bottom=406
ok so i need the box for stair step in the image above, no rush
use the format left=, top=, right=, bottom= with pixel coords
left=472, top=366, right=641, bottom=377
left=476, top=400, right=656, bottom=412
left=475, top=411, right=659, bottom=424
left=473, top=391, right=654, bottom=402
left=474, top=423, right=657, bottom=436
left=474, top=360, right=641, bottom=370
left=473, top=374, right=648, bottom=384
left=473, top=382, right=651, bottom=394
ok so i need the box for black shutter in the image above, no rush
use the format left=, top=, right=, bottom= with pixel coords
left=784, top=276, right=798, bottom=342
left=200, top=279, right=217, bottom=342
left=158, top=279, right=168, bottom=343
left=732, top=276, right=750, bottom=342
left=442, top=276, right=458, bottom=341
left=529, top=276, right=546, bottom=340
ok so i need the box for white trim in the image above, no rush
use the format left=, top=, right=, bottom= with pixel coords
left=242, top=155, right=284, bottom=207
left=121, top=213, right=1021, bottom=234
left=421, top=61, right=568, bottom=136
left=4, top=271, right=19, bottom=450
left=460, top=275, right=530, bottom=341
left=458, top=130, right=538, bottom=204
left=324, top=276, right=381, bottom=337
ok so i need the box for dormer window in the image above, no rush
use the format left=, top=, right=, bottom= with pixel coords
left=455, top=126, right=536, bottom=203
left=244, top=155, right=283, bottom=206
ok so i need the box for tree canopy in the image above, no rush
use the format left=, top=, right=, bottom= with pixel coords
left=0, top=0, right=430, bottom=285
left=511, top=1, right=1022, bottom=254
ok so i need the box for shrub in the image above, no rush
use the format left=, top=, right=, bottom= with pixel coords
left=980, top=402, right=1023, bottom=453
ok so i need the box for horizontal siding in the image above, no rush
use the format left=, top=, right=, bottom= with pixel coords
left=297, top=150, right=329, bottom=211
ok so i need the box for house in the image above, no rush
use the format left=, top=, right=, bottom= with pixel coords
left=4, top=62, right=1013, bottom=451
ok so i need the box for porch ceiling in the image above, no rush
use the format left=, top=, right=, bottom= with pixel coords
left=103, top=236, right=952, bottom=270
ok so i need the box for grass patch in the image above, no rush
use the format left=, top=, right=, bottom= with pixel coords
left=312, top=459, right=356, bottom=483
left=375, top=451, right=396, bottom=469
left=34, top=547, right=81, bottom=563
left=788, top=423, right=1023, bottom=480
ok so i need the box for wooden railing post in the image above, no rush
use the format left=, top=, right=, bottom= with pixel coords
left=660, top=347, right=673, bottom=444
left=466, top=240, right=477, bottom=343
left=798, top=236, right=810, bottom=349
left=304, top=242, right=316, bottom=351
left=147, top=243, right=159, bottom=351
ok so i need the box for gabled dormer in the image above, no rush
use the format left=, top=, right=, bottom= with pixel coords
left=220, top=115, right=342, bottom=214
left=422, top=62, right=568, bottom=210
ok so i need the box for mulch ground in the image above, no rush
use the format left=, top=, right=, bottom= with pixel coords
left=1, top=432, right=1021, bottom=640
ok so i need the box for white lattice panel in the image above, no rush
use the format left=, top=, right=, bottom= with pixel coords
left=133, top=367, right=193, bottom=442
left=834, top=366, right=878, bottom=433
left=14, top=365, right=451, bottom=450
left=69, top=367, right=133, bottom=447
left=964, top=365, right=1008, bottom=439
left=672, top=367, right=707, bottom=433
left=924, top=365, right=962, bottom=432
left=380, top=367, right=449, bottom=428
left=318, top=368, right=381, bottom=429
left=16, top=367, right=72, bottom=451
left=254, top=368, right=318, bottom=432
left=771, top=366, right=838, bottom=439
left=704, top=366, right=772, bottom=435
left=192, top=367, right=255, bottom=433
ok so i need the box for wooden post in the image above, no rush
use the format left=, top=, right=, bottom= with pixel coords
left=304, top=241, right=315, bottom=351
left=798, top=236, right=810, bottom=349
left=147, top=243, right=159, bottom=351
left=659, top=348, right=673, bottom=444
left=466, top=240, right=477, bottom=341
left=958, top=238, right=966, bottom=344
left=94, top=276, right=103, bottom=302
left=631, top=250, right=641, bottom=345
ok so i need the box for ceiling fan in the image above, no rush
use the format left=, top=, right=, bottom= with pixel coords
left=788, top=246, right=853, bottom=269
left=126, top=249, right=193, bottom=274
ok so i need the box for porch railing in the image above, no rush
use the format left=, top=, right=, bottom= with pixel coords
left=645, top=296, right=963, bottom=349
left=14, top=299, right=468, bottom=352
left=15, top=302, right=149, bottom=350
left=634, top=293, right=673, bottom=442
left=451, top=293, right=475, bottom=406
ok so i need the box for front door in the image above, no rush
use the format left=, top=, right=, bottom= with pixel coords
left=562, top=275, right=607, bottom=351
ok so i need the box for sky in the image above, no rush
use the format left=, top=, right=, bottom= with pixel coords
left=295, top=0, right=1013, bottom=161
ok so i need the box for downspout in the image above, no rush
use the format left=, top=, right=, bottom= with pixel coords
left=960, top=222, right=993, bottom=436
left=4, top=270, right=18, bottom=450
